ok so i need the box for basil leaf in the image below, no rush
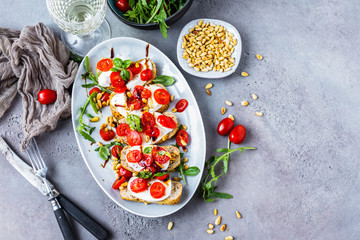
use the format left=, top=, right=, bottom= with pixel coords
left=143, top=147, right=152, bottom=154
left=99, top=146, right=110, bottom=160
left=157, top=150, right=166, bottom=156
left=137, top=171, right=153, bottom=179
left=120, top=69, right=130, bottom=81
left=109, top=67, right=120, bottom=72
left=184, top=166, right=200, bottom=176
left=210, top=192, right=233, bottom=199
left=126, top=114, right=142, bottom=132
left=81, top=83, right=96, bottom=88
left=113, top=58, right=124, bottom=68
left=153, top=172, right=168, bottom=177
left=153, top=75, right=175, bottom=86
left=84, top=56, right=90, bottom=72
left=123, top=59, right=132, bottom=68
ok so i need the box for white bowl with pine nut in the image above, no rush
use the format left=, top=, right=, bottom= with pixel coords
left=177, top=19, right=242, bottom=78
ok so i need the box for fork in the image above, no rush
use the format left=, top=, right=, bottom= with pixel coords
left=24, top=138, right=75, bottom=240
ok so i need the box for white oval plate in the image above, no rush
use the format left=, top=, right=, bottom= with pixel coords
left=71, top=37, right=206, bottom=218
left=176, top=18, right=242, bottom=78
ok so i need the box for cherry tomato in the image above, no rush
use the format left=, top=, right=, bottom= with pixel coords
left=127, top=130, right=142, bottom=146
left=116, top=123, right=130, bottom=136
left=175, top=99, right=188, bottom=112
left=157, top=115, right=177, bottom=129
left=114, top=86, right=127, bottom=93
left=118, top=167, right=132, bottom=179
left=140, top=69, right=153, bottom=81
left=217, top=118, right=235, bottom=136
left=176, top=130, right=189, bottom=147
left=116, top=0, right=131, bottom=13
left=112, top=176, right=126, bottom=189
left=101, top=92, right=110, bottom=102
left=130, top=178, right=148, bottom=193
left=155, top=173, right=169, bottom=181
left=110, top=71, right=126, bottom=87
left=38, top=89, right=57, bottom=105
left=148, top=127, right=160, bottom=138
left=153, top=89, right=170, bottom=105
left=145, top=166, right=157, bottom=174
left=133, top=85, right=144, bottom=98
left=152, top=146, right=170, bottom=164
left=127, top=62, right=143, bottom=74
left=89, top=87, right=101, bottom=95
left=141, top=88, right=151, bottom=99
left=142, top=154, right=153, bottom=166
left=229, top=125, right=246, bottom=144
left=141, top=112, right=156, bottom=127
left=126, top=150, right=142, bottom=163
left=111, top=145, right=123, bottom=159
left=97, top=58, right=113, bottom=72
left=99, top=129, right=115, bottom=142
left=127, top=97, right=141, bottom=110
left=150, top=182, right=166, bottom=198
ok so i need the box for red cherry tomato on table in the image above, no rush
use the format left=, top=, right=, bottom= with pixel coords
left=89, top=87, right=101, bottom=95
left=175, top=99, right=188, bottom=112
left=118, top=167, right=132, bottom=179
left=114, top=86, right=127, bottom=93
left=140, top=69, right=153, bottom=81
left=141, top=112, right=156, bottom=127
left=153, top=89, right=170, bottom=105
left=112, top=176, right=126, bottom=189
left=97, top=58, right=113, bottom=72
left=116, top=123, right=130, bottom=136
left=229, top=125, right=246, bottom=144
left=127, top=130, right=142, bottom=146
left=127, top=62, right=143, bottom=74
left=116, top=0, right=131, bottom=13
left=141, top=88, right=151, bottom=99
left=217, top=118, right=235, bottom=136
left=127, top=149, right=142, bottom=163
left=176, top=130, right=189, bottom=147
left=110, top=72, right=126, bottom=87
left=38, top=89, right=57, bottom=105
left=130, top=178, right=148, bottom=193
left=111, top=145, right=123, bottom=159
left=152, top=146, right=170, bottom=164
left=99, top=129, right=115, bottom=142
left=150, top=182, right=166, bottom=198
left=155, top=173, right=169, bottom=181
left=157, top=115, right=177, bottom=129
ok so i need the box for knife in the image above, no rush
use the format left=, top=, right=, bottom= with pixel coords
left=0, top=137, right=109, bottom=240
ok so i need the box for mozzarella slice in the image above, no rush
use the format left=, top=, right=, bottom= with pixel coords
left=126, top=146, right=144, bottom=172
left=126, top=59, right=153, bottom=91
left=98, top=71, right=112, bottom=87
left=110, top=93, right=142, bottom=118
left=146, top=85, right=166, bottom=112
left=150, top=112, right=174, bottom=144
left=127, top=177, right=172, bottom=202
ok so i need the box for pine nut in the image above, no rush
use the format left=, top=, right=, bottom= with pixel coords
left=228, top=115, right=234, bottom=121
left=252, top=93, right=258, bottom=100
left=236, top=211, right=242, bottom=218
left=208, top=223, right=214, bottom=229
left=215, top=216, right=222, bottom=225
left=256, top=54, right=263, bottom=60
left=221, top=107, right=226, bottom=115
left=225, top=100, right=233, bottom=106
left=241, top=101, right=249, bottom=106
left=205, top=83, right=213, bottom=89
left=225, top=237, right=234, bottom=240
left=90, top=116, right=100, bottom=122
left=168, top=222, right=173, bottom=231
left=221, top=224, right=226, bottom=231
left=206, top=90, right=212, bottom=96
left=255, top=112, right=263, bottom=116
left=214, top=209, right=218, bottom=216
left=206, top=229, right=214, bottom=234
left=241, top=71, right=249, bottom=77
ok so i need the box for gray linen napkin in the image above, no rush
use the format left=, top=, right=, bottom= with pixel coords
left=0, top=23, right=78, bottom=143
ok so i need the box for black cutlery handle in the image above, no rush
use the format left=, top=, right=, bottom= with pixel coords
left=54, top=208, right=76, bottom=240
left=58, top=194, right=109, bottom=240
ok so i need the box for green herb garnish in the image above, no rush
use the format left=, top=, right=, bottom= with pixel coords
left=153, top=75, right=175, bottom=86
left=110, top=58, right=132, bottom=81
left=126, top=114, right=143, bottom=132
left=143, top=146, right=152, bottom=154
left=81, top=56, right=111, bottom=94
left=76, top=92, right=98, bottom=143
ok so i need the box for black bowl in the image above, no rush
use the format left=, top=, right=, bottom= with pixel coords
left=107, top=0, right=193, bottom=30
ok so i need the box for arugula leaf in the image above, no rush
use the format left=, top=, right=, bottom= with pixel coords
left=84, top=56, right=90, bottom=72
left=153, top=75, right=175, bottom=86
left=137, top=171, right=153, bottom=179
left=99, top=146, right=110, bottom=160
left=81, top=83, right=97, bottom=88
left=127, top=114, right=142, bottom=132
left=210, top=192, right=233, bottom=199
left=89, top=94, right=99, bottom=114
left=177, top=161, right=186, bottom=185
left=153, top=172, right=169, bottom=177
left=184, top=166, right=200, bottom=176
left=76, top=92, right=97, bottom=143
left=79, top=129, right=96, bottom=143
left=143, top=146, right=152, bottom=154
left=69, top=51, right=83, bottom=63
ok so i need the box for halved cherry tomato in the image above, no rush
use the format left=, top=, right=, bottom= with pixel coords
left=101, top=92, right=110, bottom=102
left=175, top=99, right=188, bottom=112
left=118, top=167, right=132, bottom=179
left=127, top=130, right=142, bottom=146
left=176, top=130, right=189, bottom=147
left=229, top=125, right=246, bottom=144
left=152, top=146, right=170, bottom=164
left=89, top=87, right=101, bottom=95
left=127, top=97, right=141, bottom=110
left=141, top=112, right=156, bottom=127
left=148, top=127, right=160, bottom=138
left=127, top=150, right=142, bottom=163
left=140, top=69, right=153, bottom=81
left=217, top=118, right=234, bottom=136
left=141, top=88, right=151, bottom=99
left=99, top=129, right=115, bottom=142
left=114, top=86, right=127, bottom=93
left=146, top=166, right=157, bottom=174
left=97, top=58, right=113, bottom=72
left=38, top=89, right=57, bottom=105
left=127, top=62, right=143, bottom=74
left=116, top=123, right=130, bottom=136
left=142, top=154, right=153, bottom=166
left=150, top=182, right=166, bottom=198
left=111, top=145, right=123, bottom=159
left=130, top=178, right=148, bottom=193
left=153, top=89, right=170, bottom=105
left=110, top=71, right=126, bottom=87
left=157, top=115, right=177, bottom=129
left=112, top=176, right=126, bottom=189
left=133, top=85, right=144, bottom=98
left=155, top=173, right=169, bottom=181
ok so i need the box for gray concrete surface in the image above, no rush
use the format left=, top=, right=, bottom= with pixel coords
left=1, top=0, right=360, bottom=239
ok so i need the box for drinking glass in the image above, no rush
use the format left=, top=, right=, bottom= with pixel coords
left=46, top=0, right=111, bottom=56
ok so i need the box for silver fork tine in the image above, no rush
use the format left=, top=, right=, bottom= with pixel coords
left=24, top=140, right=38, bottom=171
left=32, top=138, right=46, bottom=170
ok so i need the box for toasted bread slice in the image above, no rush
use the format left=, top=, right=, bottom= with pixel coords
left=115, top=112, right=179, bottom=145
left=120, top=181, right=182, bottom=205
left=120, top=146, right=181, bottom=173
left=136, top=58, right=157, bottom=84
